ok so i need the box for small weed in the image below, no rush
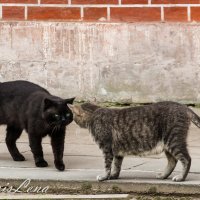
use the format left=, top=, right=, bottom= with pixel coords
left=148, top=186, right=157, bottom=194
left=81, top=182, right=92, bottom=193
left=111, top=185, right=122, bottom=193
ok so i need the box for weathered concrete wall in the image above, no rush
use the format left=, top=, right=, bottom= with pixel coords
left=0, top=22, right=200, bottom=103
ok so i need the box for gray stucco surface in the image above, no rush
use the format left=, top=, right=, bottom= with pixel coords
left=0, top=22, right=200, bottom=103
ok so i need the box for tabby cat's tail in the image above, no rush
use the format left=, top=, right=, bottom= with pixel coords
left=188, top=108, right=200, bottom=128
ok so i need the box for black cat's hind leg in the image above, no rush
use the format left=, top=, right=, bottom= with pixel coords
left=97, top=145, right=113, bottom=182
left=6, top=125, right=25, bottom=161
left=28, top=133, right=48, bottom=168
left=110, top=156, right=124, bottom=180
left=156, top=151, right=177, bottom=179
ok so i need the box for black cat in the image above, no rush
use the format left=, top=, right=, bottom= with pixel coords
left=0, top=80, right=74, bottom=171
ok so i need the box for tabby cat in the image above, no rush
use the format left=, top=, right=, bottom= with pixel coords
left=0, top=80, right=74, bottom=171
left=68, top=101, right=200, bottom=181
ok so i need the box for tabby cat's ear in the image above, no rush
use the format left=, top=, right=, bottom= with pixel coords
left=43, top=98, right=57, bottom=111
left=67, top=104, right=75, bottom=112
left=67, top=104, right=81, bottom=115
left=65, top=97, right=75, bottom=105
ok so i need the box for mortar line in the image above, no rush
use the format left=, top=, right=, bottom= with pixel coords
left=24, top=5, right=27, bottom=20
left=0, top=6, right=2, bottom=20
left=68, top=0, right=71, bottom=5
left=161, top=5, right=164, bottom=21
left=38, top=0, right=40, bottom=5
left=148, top=0, right=151, bottom=4
left=119, top=0, right=122, bottom=5
left=0, top=3, right=198, bottom=7
left=107, top=6, right=110, bottom=21
left=80, top=6, right=84, bottom=20
left=188, top=6, right=191, bottom=22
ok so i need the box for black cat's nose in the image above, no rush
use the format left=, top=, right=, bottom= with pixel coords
left=61, top=116, right=65, bottom=121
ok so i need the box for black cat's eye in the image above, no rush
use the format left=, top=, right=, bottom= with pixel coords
left=66, top=113, right=71, bottom=118
left=54, top=114, right=60, bottom=121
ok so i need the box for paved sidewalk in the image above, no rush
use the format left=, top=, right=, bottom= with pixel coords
left=0, top=107, right=199, bottom=195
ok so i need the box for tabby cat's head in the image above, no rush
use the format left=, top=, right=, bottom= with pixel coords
left=42, top=97, right=75, bottom=128
left=68, top=103, right=100, bottom=128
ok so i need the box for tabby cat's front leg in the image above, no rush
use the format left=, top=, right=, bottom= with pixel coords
left=110, top=156, right=124, bottom=179
left=97, top=147, right=113, bottom=182
left=51, top=129, right=66, bottom=171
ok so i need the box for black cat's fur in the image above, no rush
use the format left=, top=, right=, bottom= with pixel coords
left=0, top=80, right=74, bottom=171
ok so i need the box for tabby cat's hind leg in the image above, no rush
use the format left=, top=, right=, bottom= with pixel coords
left=171, top=148, right=191, bottom=182
left=6, top=125, right=25, bottom=161
left=156, top=151, right=177, bottom=179
left=110, top=156, right=124, bottom=179
left=164, top=125, right=191, bottom=182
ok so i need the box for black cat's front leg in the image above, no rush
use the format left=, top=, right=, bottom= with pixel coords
left=51, top=129, right=65, bottom=171
left=28, top=134, right=48, bottom=168
left=97, top=146, right=113, bottom=182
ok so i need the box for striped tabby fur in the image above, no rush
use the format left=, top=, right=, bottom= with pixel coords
left=68, top=101, right=200, bottom=182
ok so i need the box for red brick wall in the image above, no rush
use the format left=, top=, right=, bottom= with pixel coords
left=0, top=0, right=200, bottom=22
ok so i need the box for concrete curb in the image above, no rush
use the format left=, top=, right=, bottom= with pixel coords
left=0, top=194, right=130, bottom=199
left=0, top=178, right=199, bottom=196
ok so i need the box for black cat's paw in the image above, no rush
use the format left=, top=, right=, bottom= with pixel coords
left=13, top=154, right=25, bottom=161
left=35, top=160, right=48, bottom=168
left=54, top=160, right=65, bottom=171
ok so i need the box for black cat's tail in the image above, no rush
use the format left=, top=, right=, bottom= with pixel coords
left=188, top=108, right=200, bottom=128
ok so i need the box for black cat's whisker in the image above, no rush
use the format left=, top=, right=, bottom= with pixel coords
left=51, top=125, right=57, bottom=136
left=52, top=124, right=61, bottom=136
left=50, top=128, right=54, bottom=137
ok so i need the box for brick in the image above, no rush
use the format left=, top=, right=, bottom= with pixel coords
left=0, top=0, right=37, bottom=3
left=72, top=0, right=118, bottom=4
left=152, top=0, right=200, bottom=4
left=191, top=7, right=200, bottom=21
left=41, top=0, right=68, bottom=4
left=122, top=0, right=148, bottom=4
left=84, top=7, right=107, bottom=21
left=2, top=6, right=25, bottom=20
left=164, top=7, right=187, bottom=22
left=110, top=7, right=161, bottom=22
left=28, top=7, right=80, bottom=21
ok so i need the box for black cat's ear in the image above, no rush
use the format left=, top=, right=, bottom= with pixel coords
left=43, top=98, right=57, bottom=110
left=65, top=97, right=75, bottom=105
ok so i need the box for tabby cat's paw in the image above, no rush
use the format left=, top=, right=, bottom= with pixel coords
left=13, top=154, right=25, bottom=161
left=36, top=160, right=48, bottom=168
left=110, top=173, right=120, bottom=180
left=96, top=175, right=110, bottom=182
left=156, top=173, right=166, bottom=179
left=172, top=175, right=184, bottom=182
left=55, top=161, right=65, bottom=171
